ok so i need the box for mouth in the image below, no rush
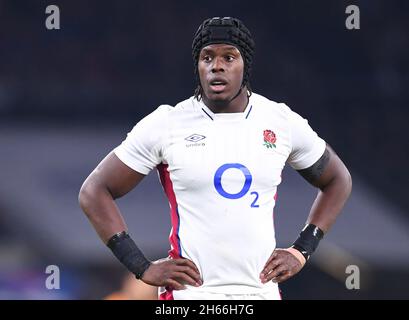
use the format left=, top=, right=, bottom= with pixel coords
left=209, top=79, right=228, bottom=93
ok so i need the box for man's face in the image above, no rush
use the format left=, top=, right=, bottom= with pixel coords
left=198, top=44, right=244, bottom=102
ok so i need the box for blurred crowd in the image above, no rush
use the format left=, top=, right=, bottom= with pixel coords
left=0, top=0, right=408, bottom=300
left=1, top=2, right=407, bottom=214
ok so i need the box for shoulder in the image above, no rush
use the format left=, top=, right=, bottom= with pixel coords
left=146, top=97, right=196, bottom=118
left=164, top=96, right=202, bottom=124
left=134, top=97, right=199, bottom=130
left=174, top=96, right=196, bottom=110
left=250, top=92, right=293, bottom=121
left=172, top=96, right=198, bottom=116
left=149, top=103, right=174, bottom=119
left=134, top=103, right=174, bottom=128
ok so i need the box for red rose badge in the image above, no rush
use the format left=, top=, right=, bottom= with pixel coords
left=263, top=130, right=276, bottom=149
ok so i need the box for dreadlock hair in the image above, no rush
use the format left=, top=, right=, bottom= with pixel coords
left=192, top=17, right=255, bottom=100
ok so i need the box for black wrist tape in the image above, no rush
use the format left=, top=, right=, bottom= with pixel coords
left=292, top=224, right=324, bottom=261
left=106, top=231, right=152, bottom=279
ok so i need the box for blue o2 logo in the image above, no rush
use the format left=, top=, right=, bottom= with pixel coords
left=214, top=163, right=252, bottom=199
left=214, top=163, right=259, bottom=207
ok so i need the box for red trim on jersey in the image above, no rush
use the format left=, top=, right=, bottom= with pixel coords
left=157, top=163, right=182, bottom=259
left=159, top=287, right=174, bottom=300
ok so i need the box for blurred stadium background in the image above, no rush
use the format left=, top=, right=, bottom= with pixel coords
left=0, top=0, right=408, bottom=299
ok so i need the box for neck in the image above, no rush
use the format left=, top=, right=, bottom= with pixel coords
left=202, top=87, right=249, bottom=113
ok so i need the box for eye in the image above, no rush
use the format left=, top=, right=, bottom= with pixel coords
left=202, top=55, right=212, bottom=62
left=225, top=55, right=235, bottom=62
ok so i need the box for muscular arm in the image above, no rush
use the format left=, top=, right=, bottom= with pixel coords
left=78, top=152, right=146, bottom=243
left=79, top=151, right=202, bottom=288
left=297, top=144, right=352, bottom=233
left=261, top=144, right=352, bottom=283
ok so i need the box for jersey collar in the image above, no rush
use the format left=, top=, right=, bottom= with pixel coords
left=195, top=96, right=253, bottom=122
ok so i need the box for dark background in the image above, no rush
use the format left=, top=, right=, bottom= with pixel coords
left=0, top=0, right=408, bottom=299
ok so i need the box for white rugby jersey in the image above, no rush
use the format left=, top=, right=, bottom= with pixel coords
left=114, top=92, right=326, bottom=298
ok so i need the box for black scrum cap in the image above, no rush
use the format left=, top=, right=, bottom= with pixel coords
left=192, top=17, right=255, bottom=88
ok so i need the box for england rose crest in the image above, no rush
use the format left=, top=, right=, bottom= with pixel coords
left=263, top=130, right=276, bottom=149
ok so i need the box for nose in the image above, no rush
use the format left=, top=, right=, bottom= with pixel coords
left=211, top=57, right=225, bottom=73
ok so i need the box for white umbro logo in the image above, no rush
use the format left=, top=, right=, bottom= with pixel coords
left=185, top=134, right=206, bottom=142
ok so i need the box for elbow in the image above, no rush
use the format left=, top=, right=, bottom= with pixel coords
left=343, top=168, right=353, bottom=199
left=78, top=178, right=95, bottom=217
left=347, top=171, right=353, bottom=195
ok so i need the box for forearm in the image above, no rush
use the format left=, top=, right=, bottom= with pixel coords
left=307, top=173, right=352, bottom=233
left=79, top=177, right=127, bottom=243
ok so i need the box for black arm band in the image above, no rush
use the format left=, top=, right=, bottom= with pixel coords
left=106, top=231, right=152, bottom=279
left=291, top=224, right=324, bottom=261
